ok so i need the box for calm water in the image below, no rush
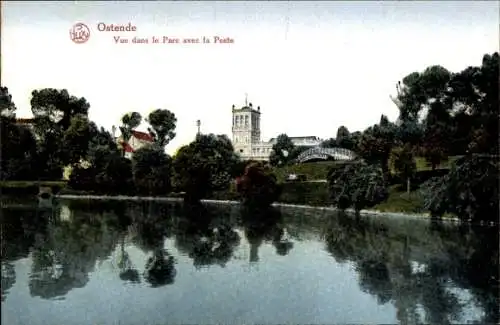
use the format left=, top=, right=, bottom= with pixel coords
left=1, top=199, right=498, bottom=325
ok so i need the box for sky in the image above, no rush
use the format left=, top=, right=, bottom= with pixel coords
left=2, top=1, right=499, bottom=154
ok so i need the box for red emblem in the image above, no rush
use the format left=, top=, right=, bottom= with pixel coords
left=70, top=23, right=90, bottom=44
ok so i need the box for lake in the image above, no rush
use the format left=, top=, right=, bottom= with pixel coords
left=1, top=199, right=498, bottom=324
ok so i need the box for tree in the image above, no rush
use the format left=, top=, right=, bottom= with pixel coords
left=31, top=88, right=90, bottom=131
left=86, top=123, right=120, bottom=170
left=118, top=112, right=142, bottom=157
left=422, top=100, right=452, bottom=169
left=173, top=134, right=239, bottom=203
left=269, top=134, right=295, bottom=167
left=320, top=138, right=336, bottom=148
left=132, top=146, right=172, bottom=196
left=327, top=161, right=389, bottom=213
left=357, top=115, right=396, bottom=176
left=336, top=126, right=353, bottom=150
left=30, top=88, right=91, bottom=177
left=396, top=66, right=452, bottom=122
left=63, top=114, right=92, bottom=165
left=0, top=86, right=16, bottom=118
left=449, top=52, right=499, bottom=154
left=421, top=155, right=499, bottom=223
left=236, top=162, right=281, bottom=208
left=146, top=109, right=177, bottom=147
left=0, top=88, right=39, bottom=180
left=390, top=144, right=417, bottom=195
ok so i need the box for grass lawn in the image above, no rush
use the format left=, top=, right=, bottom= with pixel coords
left=0, top=180, right=67, bottom=188
left=273, top=156, right=460, bottom=182
left=272, top=161, right=342, bottom=182
left=372, top=185, right=424, bottom=214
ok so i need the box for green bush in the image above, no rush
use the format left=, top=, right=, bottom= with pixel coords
left=279, top=182, right=330, bottom=206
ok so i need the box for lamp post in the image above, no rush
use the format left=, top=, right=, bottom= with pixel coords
left=196, top=120, right=201, bottom=135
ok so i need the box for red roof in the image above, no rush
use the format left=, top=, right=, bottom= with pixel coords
left=122, top=142, right=134, bottom=153
left=132, top=130, right=153, bottom=142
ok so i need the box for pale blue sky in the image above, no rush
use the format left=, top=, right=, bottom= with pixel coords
left=2, top=1, right=498, bottom=153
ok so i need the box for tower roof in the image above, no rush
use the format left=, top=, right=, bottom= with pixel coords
left=232, top=102, right=261, bottom=113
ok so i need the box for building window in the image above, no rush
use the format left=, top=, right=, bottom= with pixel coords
left=245, top=115, right=249, bottom=127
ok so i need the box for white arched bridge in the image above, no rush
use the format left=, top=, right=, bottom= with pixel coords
left=295, top=147, right=357, bottom=163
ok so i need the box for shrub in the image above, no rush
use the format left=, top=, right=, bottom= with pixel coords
left=236, top=162, right=281, bottom=208
left=328, top=162, right=389, bottom=212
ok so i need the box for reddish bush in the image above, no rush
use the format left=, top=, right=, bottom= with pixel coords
left=236, top=162, right=281, bottom=207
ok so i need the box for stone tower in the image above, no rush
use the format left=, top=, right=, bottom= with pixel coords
left=231, top=101, right=261, bottom=156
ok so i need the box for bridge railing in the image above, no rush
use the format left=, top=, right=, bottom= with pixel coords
left=295, top=146, right=357, bottom=163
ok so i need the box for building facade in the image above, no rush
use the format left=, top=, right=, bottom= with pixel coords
left=231, top=103, right=322, bottom=161
left=118, top=130, right=154, bottom=159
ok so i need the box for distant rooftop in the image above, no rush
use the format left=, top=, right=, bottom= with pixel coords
left=269, top=136, right=321, bottom=142
left=232, top=102, right=261, bottom=112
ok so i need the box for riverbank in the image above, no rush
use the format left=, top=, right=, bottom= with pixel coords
left=54, top=193, right=463, bottom=223
left=0, top=179, right=464, bottom=223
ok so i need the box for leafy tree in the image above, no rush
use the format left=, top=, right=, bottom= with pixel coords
left=390, top=144, right=417, bottom=194
left=336, top=126, right=354, bottom=150
left=357, top=115, right=396, bottom=176
left=236, top=162, right=281, bottom=208
left=132, top=146, right=172, bottom=196
left=327, top=161, right=389, bottom=213
left=63, top=114, right=92, bottom=165
left=422, top=100, right=452, bottom=169
left=86, top=123, right=120, bottom=169
left=396, top=65, right=452, bottom=122
left=0, top=88, right=38, bottom=180
left=449, top=52, right=499, bottom=154
left=31, top=88, right=90, bottom=131
left=0, top=86, right=16, bottom=118
left=95, top=156, right=134, bottom=194
left=421, top=155, right=499, bottom=223
left=320, top=138, right=336, bottom=148
left=173, top=134, right=239, bottom=203
left=146, top=109, right=177, bottom=147
left=30, top=88, right=91, bottom=177
left=269, top=134, right=295, bottom=167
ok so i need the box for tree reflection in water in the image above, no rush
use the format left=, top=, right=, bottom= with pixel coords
left=323, top=212, right=499, bottom=324
left=128, top=201, right=176, bottom=287
left=1, top=207, right=50, bottom=301
left=1, top=200, right=497, bottom=324
left=241, top=206, right=294, bottom=262
left=28, top=203, right=121, bottom=300
left=175, top=203, right=241, bottom=268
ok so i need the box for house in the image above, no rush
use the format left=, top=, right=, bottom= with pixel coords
left=118, top=130, right=155, bottom=159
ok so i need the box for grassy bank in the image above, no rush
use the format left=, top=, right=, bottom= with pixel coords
left=0, top=181, right=67, bottom=196
left=271, top=156, right=458, bottom=182
left=1, top=179, right=426, bottom=216
left=272, top=161, right=339, bottom=181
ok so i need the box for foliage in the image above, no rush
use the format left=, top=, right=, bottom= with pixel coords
left=236, top=162, right=281, bottom=208
left=390, top=144, right=417, bottom=191
left=420, top=155, right=499, bottom=222
left=63, top=114, right=92, bottom=165
left=173, top=134, right=239, bottom=202
left=327, top=162, right=389, bottom=212
left=269, top=134, right=297, bottom=167
left=95, top=156, right=134, bottom=195
left=146, top=109, right=177, bottom=147
left=132, top=146, right=172, bottom=196
left=357, top=115, right=397, bottom=175
left=0, top=86, right=16, bottom=117
left=336, top=125, right=354, bottom=150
